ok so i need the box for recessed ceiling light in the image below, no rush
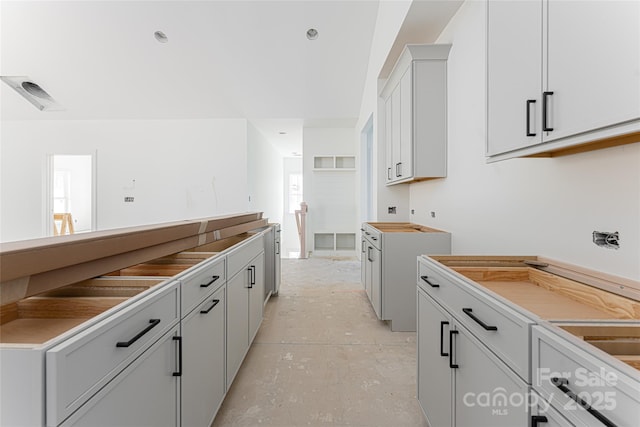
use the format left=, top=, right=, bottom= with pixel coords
left=154, top=31, right=168, bottom=43
left=306, top=28, right=318, bottom=40
left=1, top=76, right=64, bottom=111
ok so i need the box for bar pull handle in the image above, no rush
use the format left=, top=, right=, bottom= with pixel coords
left=526, top=99, right=537, bottom=136
left=275, top=241, right=280, bottom=255
left=200, top=275, right=220, bottom=288
left=173, top=336, right=183, bottom=377
left=462, top=308, right=498, bottom=331
left=440, top=321, right=449, bottom=357
left=531, top=415, right=548, bottom=427
left=371, top=236, right=378, bottom=241
left=551, top=378, right=617, bottom=427
left=367, top=246, right=373, bottom=262
left=420, top=275, right=439, bottom=288
left=247, top=266, right=256, bottom=288
left=449, top=330, right=459, bottom=368
left=543, top=91, right=554, bottom=132
left=200, top=299, right=220, bottom=314
left=395, top=162, right=402, bottom=177
left=116, top=319, right=161, bottom=348
left=387, top=167, right=392, bottom=180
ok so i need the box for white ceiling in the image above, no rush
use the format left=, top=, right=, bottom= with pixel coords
left=0, top=1, right=461, bottom=154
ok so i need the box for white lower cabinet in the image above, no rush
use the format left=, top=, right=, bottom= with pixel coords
left=226, top=251, right=264, bottom=389
left=362, top=222, right=451, bottom=332
left=181, top=285, right=226, bottom=427
left=60, top=325, right=180, bottom=427
left=418, top=288, right=528, bottom=426
left=363, top=242, right=382, bottom=318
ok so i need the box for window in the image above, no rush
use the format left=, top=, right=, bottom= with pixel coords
left=288, top=173, right=303, bottom=214
left=53, top=170, right=71, bottom=213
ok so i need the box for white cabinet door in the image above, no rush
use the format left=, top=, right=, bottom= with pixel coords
left=60, top=327, right=179, bottom=427
left=417, top=289, right=453, bottom=427
left=391, top=84, right=402, bottom=181
left=545, top=0, right=640, bottom=142
left=360, top=235, right=366, bottom=289
left=486, top=0, right=542, bottom=155
left=181, top=286, right=225, bottom=427
left=453, top=323, right=529, bottom=427
left=384, top=97, right=393, bottom=183
left=248, top=253, right=264, bottom=344
left=370, top=245, right=382, bottom=319
left=226, top=269, right=249, bottom=389
left=364, top=243, right=381, bottom=318
left=399, top=67, right=413, bottom=180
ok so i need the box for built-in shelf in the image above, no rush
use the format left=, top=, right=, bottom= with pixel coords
left=313, top=155, right=356, bottom=171
left=313, top=232, right=357, bottom=251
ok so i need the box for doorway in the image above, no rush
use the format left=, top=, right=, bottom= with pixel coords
left=282, top=156, right=303, bottom=258
left=46, top=153, right=96, bottom=236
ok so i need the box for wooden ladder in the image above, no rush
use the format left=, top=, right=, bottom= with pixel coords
left=53, top=213, right=75, bottom=235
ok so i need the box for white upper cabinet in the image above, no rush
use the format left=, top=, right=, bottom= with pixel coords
left=380, top=44, right=450, bottom=185
left=487, top=0, right=640, bottom=161
left=487, top=0, right=543, bottom=155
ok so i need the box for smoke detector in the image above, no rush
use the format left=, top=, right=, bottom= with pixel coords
left=1, top=76, right=64, bottom=111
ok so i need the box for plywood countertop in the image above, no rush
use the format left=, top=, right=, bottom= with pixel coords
left=367, top=222, right=445, bottom=233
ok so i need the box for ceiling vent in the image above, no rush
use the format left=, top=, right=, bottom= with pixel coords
left=1, top=76, right=64, bottom=111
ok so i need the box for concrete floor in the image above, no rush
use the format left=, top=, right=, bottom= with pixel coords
left=212, top=256, right=428, bottom=427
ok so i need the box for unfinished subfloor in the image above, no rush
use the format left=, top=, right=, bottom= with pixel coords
left=212, top=256, right=427, bottom=427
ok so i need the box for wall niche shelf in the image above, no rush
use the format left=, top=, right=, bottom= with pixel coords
left=313, top=155, right=356, bottom=171
left=313, top=232, right=356, bottom=251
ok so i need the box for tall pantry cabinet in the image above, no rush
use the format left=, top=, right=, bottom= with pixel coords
left=487, top=0, right=640, bottom=159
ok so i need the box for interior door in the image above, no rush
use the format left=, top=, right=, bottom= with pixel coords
left=47, top=153, right=96, bottom=236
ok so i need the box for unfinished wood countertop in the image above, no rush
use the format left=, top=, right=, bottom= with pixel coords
left=367, top=222, right=445, bottom=233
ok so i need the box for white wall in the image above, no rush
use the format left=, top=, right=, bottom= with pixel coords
left=247, top=122, right=283, bottom=225
left=1, top=119, right=249, bottom=242
left=303, top=127, right=357, bottom=253
left=355, top=0, right=414, bottom=226
left=407, top=1, right=640, bottom=280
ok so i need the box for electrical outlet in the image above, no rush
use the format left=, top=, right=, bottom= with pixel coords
left=124, top=196, right=134, bottom=203
left=388, top=206, right=396, bottom=214
left=430, top=211, right=436, bottom=218
left=593, top=231, right=619, bottom=249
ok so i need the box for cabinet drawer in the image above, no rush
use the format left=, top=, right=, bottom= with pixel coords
left=181, top=257, right=225, bottom=316
left=418, top=258, right=533, bottom=381
left=46, top=282, right=180, bottom=426
left=531, top=390, right=575, bottom=426
left=227, top=234, right=263, bottom=279
left=532, top=325, right=640, bottom=427
left=362, top=224, right=381, bottom=249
